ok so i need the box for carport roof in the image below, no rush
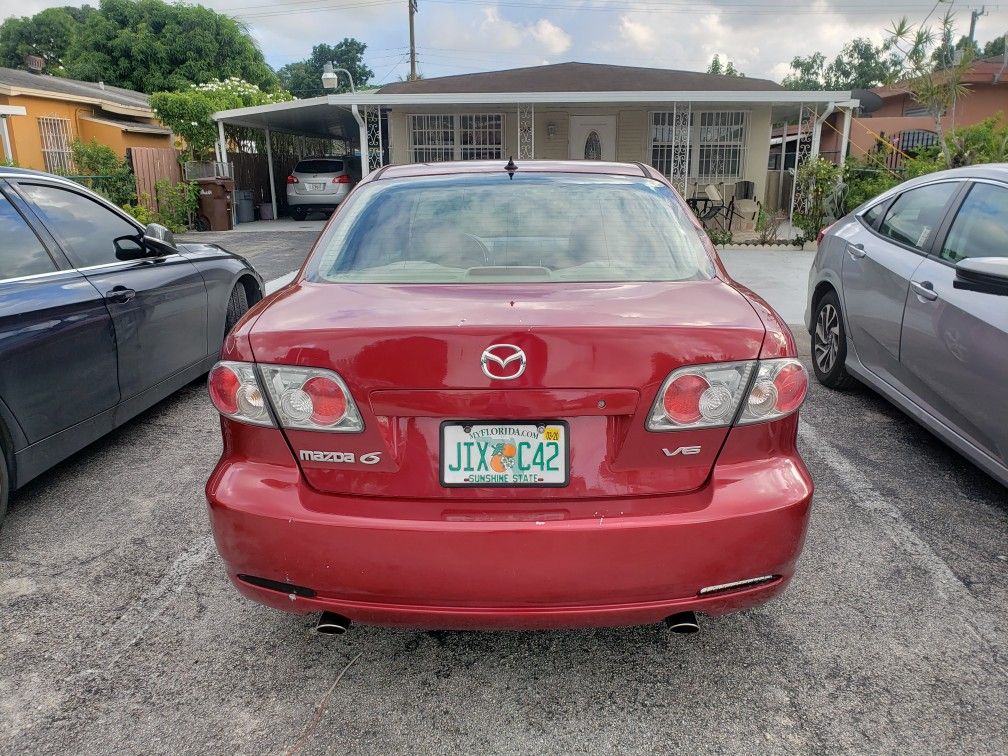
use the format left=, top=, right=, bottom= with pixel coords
left=213, top=89, right=858, bottom=139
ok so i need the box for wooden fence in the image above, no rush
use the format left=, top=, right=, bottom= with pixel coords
left=128, top=147, right=182, bottom=211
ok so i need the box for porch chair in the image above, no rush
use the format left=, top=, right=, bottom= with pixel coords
left=728, top=180, right=762, bottom=230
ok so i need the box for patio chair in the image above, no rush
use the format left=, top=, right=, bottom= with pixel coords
left=729, top=180, right=762, bottom=229
left=695, top=183, right=730, bottom=230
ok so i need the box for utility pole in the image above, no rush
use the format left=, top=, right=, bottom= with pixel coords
left=968, top=6, right=987, bottom=47
left=408, top=0, right=418, bottom=80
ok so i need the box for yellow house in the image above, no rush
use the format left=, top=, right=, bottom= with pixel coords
left=0, top=66, right=172, bottom=172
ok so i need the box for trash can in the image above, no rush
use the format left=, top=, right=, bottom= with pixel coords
left=258, top=202, right=274, bottom=221
left=235, top=189, right=255, bottom=224
left=195, top=177, right=234, bottom=231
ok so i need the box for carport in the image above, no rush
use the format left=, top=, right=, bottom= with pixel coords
left=212, top=94, right=384, bottom=222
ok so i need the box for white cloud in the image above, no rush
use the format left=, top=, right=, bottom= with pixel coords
left=528, top=19, right=572, bottom=55
left=618, top=15, right=658, bottom=54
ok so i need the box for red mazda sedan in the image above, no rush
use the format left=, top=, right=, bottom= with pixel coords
left=206, top=160, right=813, bottom=633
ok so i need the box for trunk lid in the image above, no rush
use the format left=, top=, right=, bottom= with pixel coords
left=249, top=279, right=765, bottom=500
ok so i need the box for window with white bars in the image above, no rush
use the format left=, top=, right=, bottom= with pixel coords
left=697, top=111, right=748, bottom=182
left=38, top=117, right=74, bottom=174
left=649, top=110, right=749, bottom=184
left=409, top=113, right=503, bottom=162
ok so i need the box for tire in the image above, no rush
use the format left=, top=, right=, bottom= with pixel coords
left=290, top=207, right=308, bottom=221
left=811, top=290, right=857, bottom=390
left=194, top=215, right=211, bottom=232
left=224, top=282, right=250, bottom=338
left=0, top=453, right=9, bottom=528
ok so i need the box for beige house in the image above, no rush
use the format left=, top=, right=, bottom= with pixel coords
left=213, top=62, right=857, bottom=222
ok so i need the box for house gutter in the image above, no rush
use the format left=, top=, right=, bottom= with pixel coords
left=351, top=102, right=370, bottom=176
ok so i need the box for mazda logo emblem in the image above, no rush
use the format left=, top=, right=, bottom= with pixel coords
left=480, top=343, right=526, bottom=380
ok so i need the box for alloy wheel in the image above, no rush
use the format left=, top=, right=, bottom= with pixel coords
left=814, top=303, right=840, bottom=374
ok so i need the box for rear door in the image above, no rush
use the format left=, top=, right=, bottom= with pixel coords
left=841, top=181, right=960, bottom=383
left=16, top=180, right=209, bottom=400
left=0, top=182, right=118, bottom=444
left=899, top=180, right=1008, bottom=468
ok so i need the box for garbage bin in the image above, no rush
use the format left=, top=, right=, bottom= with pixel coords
left=258, top=202, right=274, bottom=221
left=235, top=189, right=255, bottom=224
left=195, top=177, right=234, bottom=231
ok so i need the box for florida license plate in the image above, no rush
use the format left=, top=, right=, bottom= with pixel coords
left=440, top=421, right=568, bottom=487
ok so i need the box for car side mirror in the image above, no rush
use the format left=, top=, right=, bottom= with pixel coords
left=953, top=257, right=1008, bottom=296
left=114, top=234, right=146, bottom=261
left=142, top=223, right=177, bottom=257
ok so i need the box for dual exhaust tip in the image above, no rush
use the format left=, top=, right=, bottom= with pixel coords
left=314, top=610, right=699, bottom=635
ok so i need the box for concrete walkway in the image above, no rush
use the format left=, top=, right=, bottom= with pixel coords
left=718, top=246, right=814, bottom=327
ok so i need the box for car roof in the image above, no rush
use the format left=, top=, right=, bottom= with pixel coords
left=372, top=159, right=652, bottom=182
left=0, top=166, right=61, bottom=179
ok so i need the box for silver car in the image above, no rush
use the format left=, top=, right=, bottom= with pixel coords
left=286, top=158, right=354, bottom=220
left=806, top=164, right=1008, bottom=486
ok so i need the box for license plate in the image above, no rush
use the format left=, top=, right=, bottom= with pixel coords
left=440, top=421, right=568, bottom=487
left=307, top=182, right=325, bottom=191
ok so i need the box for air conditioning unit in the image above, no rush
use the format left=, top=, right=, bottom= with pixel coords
left=24, top=55, right=45, bottom=73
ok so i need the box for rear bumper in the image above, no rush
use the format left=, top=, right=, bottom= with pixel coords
left=286, top=188, right=348, bottom=207
left=206, top=442, right=813, bottom=629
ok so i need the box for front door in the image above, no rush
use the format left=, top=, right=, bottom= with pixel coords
left=569, top=116, right=617, bottom=161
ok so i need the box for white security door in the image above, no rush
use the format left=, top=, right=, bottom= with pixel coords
left=569, top=116, right=617, bottom=161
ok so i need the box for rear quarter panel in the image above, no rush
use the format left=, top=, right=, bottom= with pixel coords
left=178, top=243, right=262, bottom=354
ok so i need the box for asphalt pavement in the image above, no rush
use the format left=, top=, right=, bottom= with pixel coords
left=1, top=233, right=1005, bottom=755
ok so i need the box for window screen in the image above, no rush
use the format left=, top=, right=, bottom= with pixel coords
left=940, top=183, right=1008, bottom=263
left=0, top=193, right=55, bottom=279
left=878, top=182, right=958, bottom=250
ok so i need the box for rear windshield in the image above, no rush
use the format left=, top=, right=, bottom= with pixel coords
left=309, top=173, right=714, bottom=283
left=295, top=159, right=344, bottom=174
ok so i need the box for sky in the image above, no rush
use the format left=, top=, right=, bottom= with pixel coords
left=7, top=0, right=1008, bottom=86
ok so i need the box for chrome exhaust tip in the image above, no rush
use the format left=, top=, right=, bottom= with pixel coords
left=315, top=612, right=351, bottom=635
left=664, top=611, right=699, bottom=634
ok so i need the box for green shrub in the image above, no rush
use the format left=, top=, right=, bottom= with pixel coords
left=793, top=157, right=842, bottom=242
left=120, top=201, right=155, bottom=226
left=66, top=139, right=137, bottom=206
left=153, top=180, right=199, bottom=232
left=707, top=227, right=734, bottom=246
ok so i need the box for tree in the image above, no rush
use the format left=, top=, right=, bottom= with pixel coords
left=0, top=6, right=94, bottom=74
left=981, top=35, right=1005, bottom=59
left=62, top=0, right=277, bottom=93
left=783, top=38, right=900, bottom=90
left=277, top=40, right=374, bottom=98
left=151, top=78, right=292, bottom=159
left=706, top=54, right=744, bottom=77
left=886, top=10, right=975, bottom=164
left=782, top=51, right=828, bottom=90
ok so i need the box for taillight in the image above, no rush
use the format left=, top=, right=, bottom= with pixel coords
left=286, top=175, right=299, bottom=184
left=333, top=174, right=350, bottom=184
left=737, top=358, right=808, bottom=424
left=647, top=358, right=807, bottom=430
left=647, top=362, right=755, bottom=430
left=816, top=223, right=834, bottom=246
left=208, top=362, right=272, bottom=426
left=259, top=364, right=362, bottom=432
left=208, top=362, right=363, bottom=431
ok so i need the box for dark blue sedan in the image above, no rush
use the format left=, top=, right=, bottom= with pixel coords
left=0, top=168, right=262, bottom=523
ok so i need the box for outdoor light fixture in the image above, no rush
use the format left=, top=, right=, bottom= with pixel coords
left=321, top=62, right=355, bottom=92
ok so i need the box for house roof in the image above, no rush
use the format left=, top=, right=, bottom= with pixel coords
left=377, top=62, right=784, bottom=94
left=80, top=114, right=171, bottom=134
left=0, top=67, right=151, bottom=113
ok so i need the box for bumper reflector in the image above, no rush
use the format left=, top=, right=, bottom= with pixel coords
left=698, top=574, right=778, bottom=596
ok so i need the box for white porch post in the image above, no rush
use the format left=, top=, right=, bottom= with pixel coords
left=839, top=106, right=852, bottom=166
left=777, top=119, right=788, bottom=213
left=351, top=103, right=370, bottom=177
left=264, top=126, right=277, bottom=221
left=0, top=117, right=12, bottom=163
left=217, top=120, right=228, bottom=176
